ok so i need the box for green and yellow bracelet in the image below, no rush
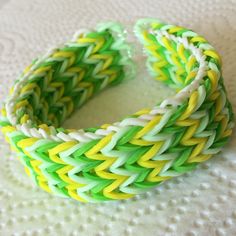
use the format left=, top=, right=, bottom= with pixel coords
left=0, top=18, right=234, bottom=202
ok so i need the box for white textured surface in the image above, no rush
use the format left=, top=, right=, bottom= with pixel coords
left=0, top=0, right=236, bottom=235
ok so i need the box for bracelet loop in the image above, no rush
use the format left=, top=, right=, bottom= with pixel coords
left=0, top=18, right=234, bottom=202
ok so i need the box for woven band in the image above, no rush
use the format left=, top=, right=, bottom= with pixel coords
left=0, top=18, right=234, bottom=202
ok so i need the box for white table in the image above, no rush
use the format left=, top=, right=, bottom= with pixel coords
left=0, top=0, right=236, bottom=235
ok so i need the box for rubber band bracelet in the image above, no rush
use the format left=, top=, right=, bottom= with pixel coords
left=0, top=18, right=234, bottom=203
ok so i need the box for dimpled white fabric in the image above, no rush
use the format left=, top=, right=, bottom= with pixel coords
left=0, top=0, right=236, bottom=236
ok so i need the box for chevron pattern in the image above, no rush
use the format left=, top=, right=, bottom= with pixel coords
left=0, top=19, right=234, bottom=202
